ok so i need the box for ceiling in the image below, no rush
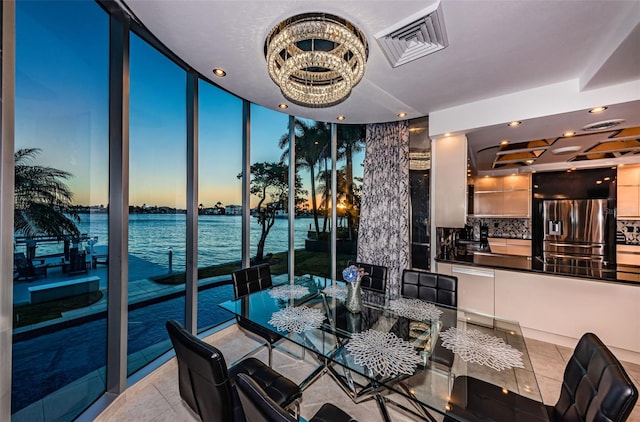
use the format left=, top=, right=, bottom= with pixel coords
left=122, top=0, right=640, bottom=172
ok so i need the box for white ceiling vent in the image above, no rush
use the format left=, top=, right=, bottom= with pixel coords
left=582, top=119, right=625, bottom=131
left=375, top=2, right=448, bottom=68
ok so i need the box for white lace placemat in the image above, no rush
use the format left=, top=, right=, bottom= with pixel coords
left=268, top=285, right=310, bottom=300
left=388, top=298, right=443, bottom=322
left=322, top=284, right=348, bottom=300
left=439, top=327, right=524, bottom=371
left=345, top=329, right=421, bottom=377
left=268, top=306, right=325, bottom=333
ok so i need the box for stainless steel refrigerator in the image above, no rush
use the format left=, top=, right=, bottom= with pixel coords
left=542, top=199, right=611, bottom=273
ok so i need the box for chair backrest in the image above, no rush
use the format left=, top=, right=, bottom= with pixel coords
left=554, top=332, right=638, bottom=422
left=235, top=373, right=296, bottom=422
left=232, top=264, right=273, bottom=298
left=401, top=269, right=457, bottom=308
left=14, top=252, right=32, bottom=270
left=165, top=319, right=241, bottom=422
left=347, top=261, right=387, bottom=293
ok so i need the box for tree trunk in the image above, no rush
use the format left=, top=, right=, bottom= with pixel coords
left=346, top=145, right=354, bottom=240
left=322, top=158, right=329, bottom=233
left=310, top=166, right=320, bottom=237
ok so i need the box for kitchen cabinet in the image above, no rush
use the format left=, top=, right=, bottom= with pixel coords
left=502, top=190, right=531, bottom=216
left=488, top=238, right=531, bottom=256
left=450, top=264, right=495, bottom=316
left=473, top=192, right=501, bottom=216
left=494, top=269, right=640, bottom=362
left=473, top=174, right=531, bottom=217
left=434, top=135, right=468, bottom=227
left=618, top=165, right=640, bottom=218
left=617, top=245, right=640, bottom=282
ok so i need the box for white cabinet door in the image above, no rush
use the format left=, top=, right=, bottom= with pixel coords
left=452, top=265, right=495, bottom=316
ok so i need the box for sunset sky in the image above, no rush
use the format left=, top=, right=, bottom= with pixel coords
left=14, top=0, right=363, bottom=209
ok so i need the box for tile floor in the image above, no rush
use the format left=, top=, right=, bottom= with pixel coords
left=95, top=324, right=640, bottom=422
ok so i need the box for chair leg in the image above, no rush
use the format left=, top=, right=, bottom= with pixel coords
left=267, top=342, right=273, bottom=367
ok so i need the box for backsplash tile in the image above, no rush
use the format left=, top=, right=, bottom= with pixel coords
left=617, top=220, right=640, bottom=245
left=467, top=217, right=531, bottom=240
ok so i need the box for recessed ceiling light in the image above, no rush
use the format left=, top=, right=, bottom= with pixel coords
left=604, top=177, right=610, bottom=181
left=589, top=106, right=607, bottom=114
left=562, top=131, right=576, bottom=137
left=278, top=103, right=288, bottom=109
left=507, top=121, right=521, bottom=127
left=500, top=140, right=509, bottom=145
left=525, top=159, right=534, bottom=164
left=596, top=180, right=602, bottom=184
left=212, top=68, right=226, bottom=77
left=444, top=132, right=451, bottom=137
left=397, top=112, right=407, bottom=118
left=337, top=115, right=346, bottom=121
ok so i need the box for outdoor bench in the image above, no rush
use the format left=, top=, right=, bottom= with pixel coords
left=28, top=276, right=100, bottom=304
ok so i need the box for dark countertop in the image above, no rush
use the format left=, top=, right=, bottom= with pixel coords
left=436, top=250, right=640, bottom=285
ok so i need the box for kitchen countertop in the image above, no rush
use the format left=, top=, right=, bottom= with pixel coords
left=436, top=249, right=640, bottom=285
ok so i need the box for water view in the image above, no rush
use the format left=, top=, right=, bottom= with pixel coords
left=23, top=213, right=318, bottom=271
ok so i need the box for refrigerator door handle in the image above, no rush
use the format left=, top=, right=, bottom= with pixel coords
left=546, top=252, right=604, bottom=261
left=548, top=242, right=603, bottom=249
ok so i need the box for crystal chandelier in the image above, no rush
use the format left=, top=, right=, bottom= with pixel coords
left=264, top=13, right=368, bottom=108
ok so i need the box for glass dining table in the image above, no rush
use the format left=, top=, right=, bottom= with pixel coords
left=219, top=275, right=547, bottom=422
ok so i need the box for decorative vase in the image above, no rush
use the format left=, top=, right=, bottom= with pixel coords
left=345, top=278, right=363, bottom=313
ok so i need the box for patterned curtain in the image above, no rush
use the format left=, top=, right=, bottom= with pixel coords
left=357, top=121, right=410, bottom=302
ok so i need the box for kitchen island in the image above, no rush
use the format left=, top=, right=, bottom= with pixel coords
left=436, top=250, right=640, bottom=365
left=437, top=249, right=640, bottom=284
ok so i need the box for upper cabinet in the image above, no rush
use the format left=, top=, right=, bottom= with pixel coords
left=618, top=164, right=640, bottom=218
left=434, top=135, right=468, bottom=227
left=473, top=174, right=531, bottom=217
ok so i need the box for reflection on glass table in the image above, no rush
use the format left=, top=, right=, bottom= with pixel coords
left=219, top=274, right=546, bottom=422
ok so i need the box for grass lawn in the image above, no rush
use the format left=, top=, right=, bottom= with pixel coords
left=152, top=250, right=355, bottom=284
left=15, top=250, right=356, bottom=327
left=13, top=291, right=103, bottom=329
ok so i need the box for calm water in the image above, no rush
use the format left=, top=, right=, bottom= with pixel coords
left=32, top=213, right=318, bottom=270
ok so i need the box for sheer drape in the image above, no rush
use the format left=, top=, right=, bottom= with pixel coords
left=357, top=121, right=410, bottom=302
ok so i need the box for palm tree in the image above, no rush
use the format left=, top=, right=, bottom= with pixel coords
left=337, top=125, right=365, bottom=239
left=279, top=119, right=330, bottom=238
left=14, top=148, right=80, bottom=238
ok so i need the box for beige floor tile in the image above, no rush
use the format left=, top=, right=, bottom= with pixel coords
left=534, top=373, right=562, bottom=405
left=96, top=326, right=640, bottom=422
left=555, top=344, right=573, bottom=363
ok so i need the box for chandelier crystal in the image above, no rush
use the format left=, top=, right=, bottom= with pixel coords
left=264, top=13, right=368, bottom=108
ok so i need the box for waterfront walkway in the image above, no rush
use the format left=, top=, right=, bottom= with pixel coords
left=12, top=254, right=230, bottom=335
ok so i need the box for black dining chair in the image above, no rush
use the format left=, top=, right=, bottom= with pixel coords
left=231, top=264, right=282, bottom=367
left=165, top=320, right=302, bottom=422
left=401, top=269, right=458, bottom=368
left=445, top=332, right=639, bottom=422
left=347, top=260, right=388, bottom=294
left=236, top=373, right=357, bottom=422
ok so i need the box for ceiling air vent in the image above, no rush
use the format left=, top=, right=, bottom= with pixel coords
left=582, top=119, right=625, bottom=131
left=375, top=2, right=448, bottom=68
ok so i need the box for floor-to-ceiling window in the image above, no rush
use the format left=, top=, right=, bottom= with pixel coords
left=292, top=119, right=332, bottom=278
left=128, top=32, right=186, bottom=375
left=336, top=124, right=365, bottom=270
left=4, top=2, right=373, bottom=419
left=196, top=80, right=242, bottom=332
left=248, top=104, right=290, bottom=280
left=12, top=0, right=109, bottom=419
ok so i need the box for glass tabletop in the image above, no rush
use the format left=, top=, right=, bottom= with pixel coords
left=218, top=274, right=544, bottom=421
